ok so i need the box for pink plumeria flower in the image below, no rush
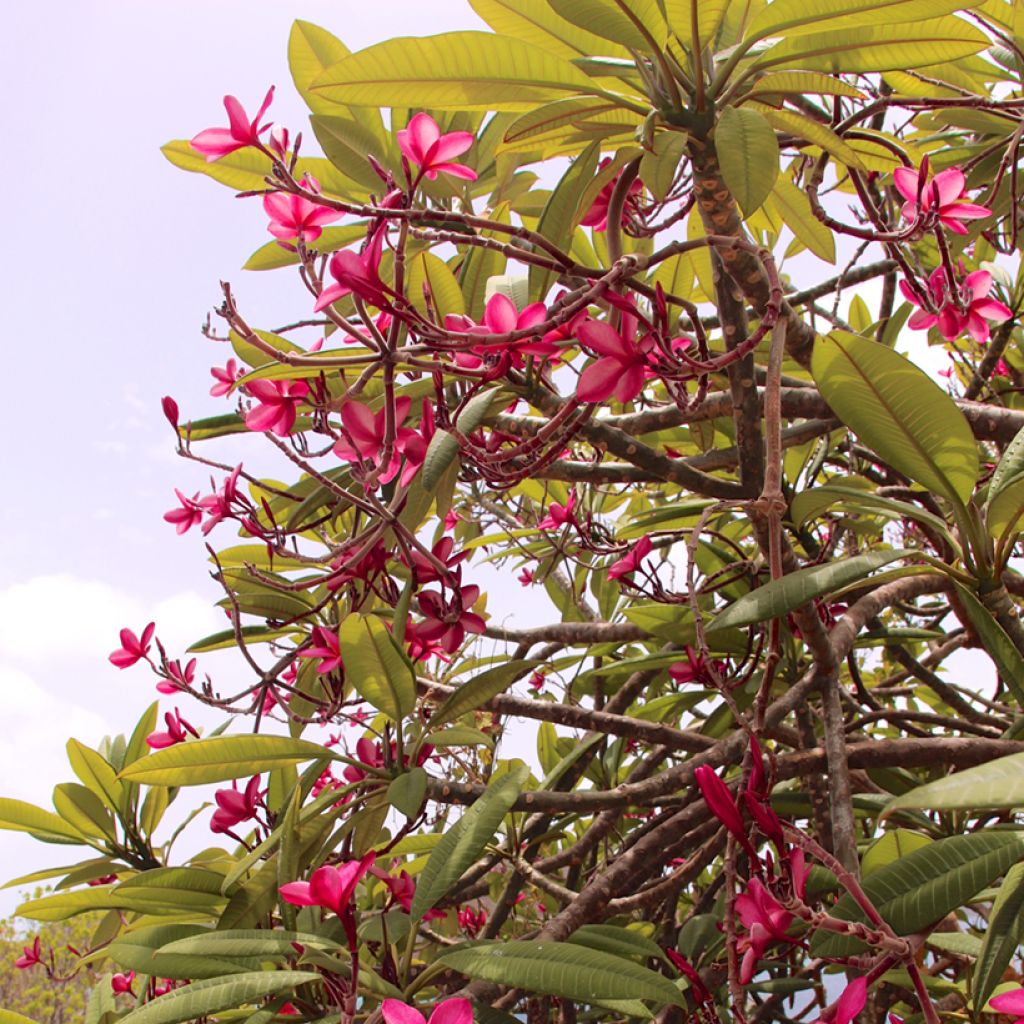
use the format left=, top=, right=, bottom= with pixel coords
left=900, top=267, right=1012, bottom=343
left=210, top=775, right=262, bottom=834
left=735, top=878, right=797, bottom=983
left=210, top=359, right=244, bottom=397
left=575, top=318, right=652, bottom=403
left=517, top=568, right=534, bottom=586
left=111, top=971, right=136, bottom=996
left=581, top=158, right=644, bottom=232
left=415, top=583, right=487, bottom=655
left=538, top=490, right=576, bottom=531
left=279, top=854, right=376, bottom=917
left=343, top=737, right=384, bottom=784
left=268, top=123, right=289, bottom=158
left=146, top=708, right=198, bottom=749
left=991, top=988, right=1024, bottom=1023
left=813, top=976, right=867, bottom=1024
left=315, top=225, right=392, bottom=310
left=334, top=398, right=417, bottom=483
left=382, top=997, right=473, bottom=1024
left=694, top=766, right=755, bottom=859
left=406, top=536, right=469, bottom=585
left=191, top=86, right=275, bottom=162
left=109, top=623, right=156, bottom=669
left=198, top=465, right=243, bottom=536
left=444, top=293, right=551, bottom=368
left=245, top=379, right=309, bottom=436
left=157, top=657, right=196, bottom=695
left=298, top=625, right=343, bottom=675
left=893, top=164, right=992, bottom=235
left=161, top=396, right=179, bottom=428
left=15, top=937, right=41, bottom=970
left=607, top=535, right=652, bottom=581
left=263, top=192, right=343, bottom=245
left=164, top=489, right=204, bottom=534
left=397, top=113, right=477, bottom=182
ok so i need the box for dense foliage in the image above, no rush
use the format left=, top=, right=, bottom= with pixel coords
left=7, top=2, right=1024, bottom=1023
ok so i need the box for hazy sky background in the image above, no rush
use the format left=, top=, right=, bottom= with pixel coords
left=0, top=0, right=978, bottom=924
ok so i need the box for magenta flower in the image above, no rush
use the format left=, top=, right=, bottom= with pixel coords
left=210, top=359, right=243, bottom=398
left=210, top=775, right=262, bottom=834
left=397, top=113, right=477, bottom=182
left=157, top=657, right=196, bottom=696
left=990, top=988, right=1024, bottom=1023
left=146, top=708, right=198, bottom=750
left=298, top=625, right=343, bottom=675
left=343, top=737, right=384, bottom=784
left=407, top=536, right=469, bottom=585
left=580, top=158, right=644, bottom=232
left=15, top=937, right=41, bottom=970
left=279, top=853, right=376, bottom=917
left=694, top=765, right=753, bottom=857
left=517, top=568, right=534, bottom=586
left=900, top=267, right=1012, bottom=343
left=315, top=225, right=392, bottom=310
left=161, top=396, right=179, bottom=429
left=735, top=878, right=797, bottom=983
left=198, top=465, right=243, bottom=536
left=334, top=398, right=417, bottom=483
left=538, top=490, right=577, bottom=531
left=109, top=623, right=156, bottom=669
left=457, top=907, right=487, bottom=938
left=575, top=319, right=651, bottom=403
left=191, top=86, right=275, bottom=163
left=607, top=535, right=652, bottom=581
left=383, top=998, right=473, bottom=1024
left=163, top=489, right=204, bottom=535
left=111, top=971, right=136, bottom=996
left=415, top=583, right=487, bottom=655
left=893, top=164, right=992, bottom=235
left=245, top=379, right=309, bottom=436
left=813, top=977, right=867, bottom=1024
left=665, top=949, right=712, bottom=1004
left=263, top=192, right=343, bottom=245
left=445, top=293, right=551, bottom=368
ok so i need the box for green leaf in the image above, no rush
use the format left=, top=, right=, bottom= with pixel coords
left=160, top=929, right=338, bottom=959
left=768, top=174, right=835, bottom=263
left=714, top=107, right=779, bottom=216
left=421, top=388, right=508, bottom=491
left=430, top=661, right=541, bottom=731
left=663, top=0, right=730, bottom=49
left=640, top=132, right=689, bottom=203
left=951, top=584, right=1024, bottom=706
left=991, top=424, right=1024, bottom=499
left=438, top=941, right=687, bottom=1008
left=568, top=924, right=669, bottom=963
left=746, top=0, right=974, bottom=43
left=547, top=0, right=667, bottom=51
left=790, top=483, right=953, bottom=538
left=53, top=783, right=116, bottom=842
left=861, top=829, right=933, bottom=876
left=709, top=549, right=910, bottom=631
left=812, top=331, right=979, bottom=505
left=67, top=739, right=124, bottom=815
left=311, top=32, right=598, bottom=110
left=975, top=861, right=1024, bottom=1010
left=885, top=750, right=1024, bottom=814
left=469, top=0, right=633, bottom=59
left=407, top=251, right=466, bottom=319
left=410, top=764, right=529, bottom=918
left=116, top=972, right=321, bottom=1024
left=388, top=767, right=428, bottom=818
left=0, top=1012, right=42, bottom=1024
left=529, top=140, right=600, bottom=301
left=811, top=832, right=1024, bottom=957
left=756, top=17, right=990, bottom=74
left=754, top=105, right=865, bottom=171
left=243, top=223, right=368, bottom=272
left=0, top=797, right=84, bottom=844
left=119, top=735, right=332, bottom=787
left=987, top=479, right=1024, bottom=542
left=744, top=72, right=865, bottom=100
left=107, top=925, right=253, bottom=981
left=338, top=614, right=417, bottom=721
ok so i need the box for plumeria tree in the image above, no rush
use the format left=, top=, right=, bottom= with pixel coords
left=10, top=2, right=1024, bottom=1023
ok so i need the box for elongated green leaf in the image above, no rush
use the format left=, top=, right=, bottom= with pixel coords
left=161, top=929, right=338, bottom=959
left=790, top=483, right=953, bottom=537
left=116, top=972, right=320, bottom=1024
left=0, top=1012, right=41, bottom=1024
left=243, top=223, right=368, bottom=272
left=715, top=107, right=778, bottom=216
left=756, top=17, right=989, bottom=74
left=53, top=784, right=116, bottom=841
left=108, top=925, right=253, bottom=981
left=745, top=71, right=865, bottom=100
left=119, top=735, right=332, bottom=787
left=421, top=388, right=508, bottom=491
left=975, top=861, right=1024, bottom=1010
left=663, top=0, right=730, bottom=49
left=568, top=924, right=668, bottom=963
left=411, top=764, right=529, bottom=918
left=812, top=331, right=979, bottom=504
left=439, top=941, right=687, bottom=1008
left=754, top=105, right=864, bottom=171
left=811, top=832, right=1024, bottom=957
left=991, top=425, right=1024, bottom=499
left=747, top=0, right=976, bottom=43
left=407, top=251, right=466, bottom=319
left=709, top=550, right=909, bottom=631
left=0, top=797, right=84, bottom=844
left=311, top=32, right=598, bottom=110
left=431, top=661, right=542, bottom=731
left=67, top=740, right=123, bottom=814
left=768, top=174, right=835, bottom=263
left=529, top=140, right=600, bottom=301
left=389, top=767, right=428, bottom=818
left=987, top=479, right=1024, bottom=542
left=952, top=584, right=1024, bottom=706
left=861, top=829, right=933, bottom=876
left=339, top=614, right=416, bottom=720
left=885, top=750, right=1024, bottom=814
left=547, top=0, right=667, bottom=50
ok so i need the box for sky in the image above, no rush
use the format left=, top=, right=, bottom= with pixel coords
left=0, top=0, right=985, bottom=924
